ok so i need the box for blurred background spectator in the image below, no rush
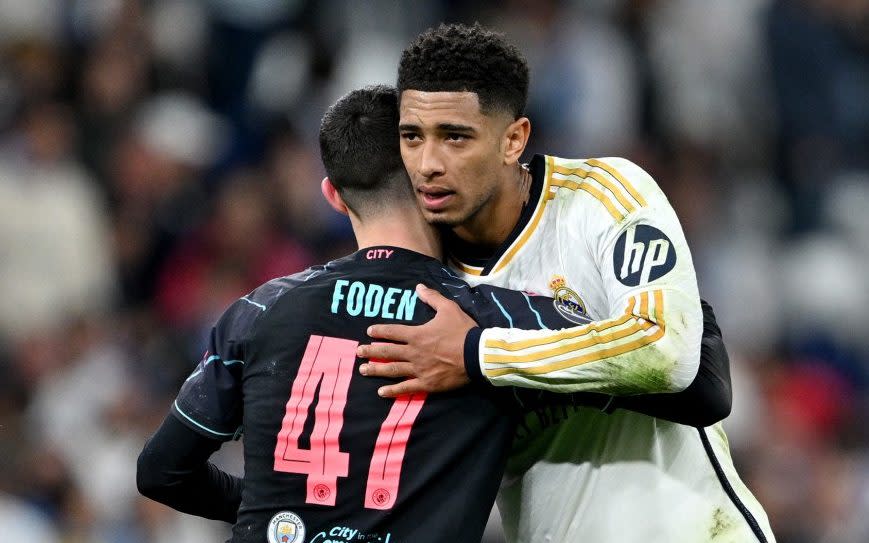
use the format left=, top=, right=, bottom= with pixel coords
left=0, top=1, right=866, bottom=542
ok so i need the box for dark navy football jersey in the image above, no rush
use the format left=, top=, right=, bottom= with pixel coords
left=171, top=247, right=580, bottom=543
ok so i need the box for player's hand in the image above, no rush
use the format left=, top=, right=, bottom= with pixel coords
left=357, top=284, right=476, bottom=397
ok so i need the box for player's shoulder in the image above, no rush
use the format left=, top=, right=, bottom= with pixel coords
left=217, top=264, right=333, bottom=335
left=545, top=155, right=667, bottom=225
left=250, top=264, right=333, bottom=304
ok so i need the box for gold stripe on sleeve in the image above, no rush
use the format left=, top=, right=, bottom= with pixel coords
left=553, top=164, right=636, bottom=214
left=483, top=290, right=666, bottom=378
left=585, top=158, right=648, bottom=208
left=484, top=319, right=652, bottom=364
left=485, top=298, right=637, bottom=352
left=551, top=178, right=624, bottom=222
left=485, top=325, right=665, bottom=378
left=654, top=289, right=665, bottom=325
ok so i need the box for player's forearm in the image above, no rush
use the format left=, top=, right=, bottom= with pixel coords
left=560, top=301, right=731, bottom=424
left=611, top=340, right=729, bottom=425
left=466, top=289, right=701, bottom=394
left=136, top=413, right=242, bottom=523
left=609, top=326, right=730, bottom=426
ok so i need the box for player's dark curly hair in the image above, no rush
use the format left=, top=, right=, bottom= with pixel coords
left=319, top=85, right=413, bottom=215
left=398, top=23, right=529, bottom=118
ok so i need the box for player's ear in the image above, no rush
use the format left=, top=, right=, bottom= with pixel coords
left=503, top=116, right=531, bottom=165
left=321, top=177, right=349, bottom=216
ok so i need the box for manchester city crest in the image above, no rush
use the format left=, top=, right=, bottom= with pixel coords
left=267, top=511, right=306, bottom=543
left=549, top=275, right=590, bottom=325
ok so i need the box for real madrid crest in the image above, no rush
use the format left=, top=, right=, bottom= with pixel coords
left=549, top=275, right=589, bottom=325
left=267, top=511, right=306, bottom=543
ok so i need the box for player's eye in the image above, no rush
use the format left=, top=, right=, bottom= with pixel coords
left=400, top=132, right=421, bottom=142
left=446, top=133, right=468, bottom=142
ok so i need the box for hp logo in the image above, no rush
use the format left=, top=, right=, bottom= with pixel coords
left=612, top=225, right=677, bottom=286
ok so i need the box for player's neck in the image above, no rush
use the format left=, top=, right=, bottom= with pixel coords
left=350, top=207, right=443, bottom=261
left=451, top=163, right=530, bottom=254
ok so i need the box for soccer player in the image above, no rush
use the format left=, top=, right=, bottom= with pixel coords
left=137, top=85, right=573, bottom=543
left=358, top=24, right=776, bottom=542
left=136, top=85, right=732, bottom=542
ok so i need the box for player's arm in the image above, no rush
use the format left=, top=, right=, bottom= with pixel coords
left=137, top=295, right=259, bottom=519
left=563, top=300, right=731, bottom=425
left=470, top=158, right=702, bottom=394
left=361, top=287, right=728, bottom=424
left=137, top=413, right=242, bottom=522
left=359, top=159, right=702, bottom=396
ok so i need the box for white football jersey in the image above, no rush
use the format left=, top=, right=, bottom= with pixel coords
left=453, top=155, right=775, bottom=542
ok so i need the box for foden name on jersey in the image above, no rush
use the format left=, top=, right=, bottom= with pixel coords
left=330, top=280, right=419, bottom=321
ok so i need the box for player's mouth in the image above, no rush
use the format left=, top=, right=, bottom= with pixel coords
left=418, top=186, right=456, bottom=211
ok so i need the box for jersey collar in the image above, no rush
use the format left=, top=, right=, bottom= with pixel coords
left=350, top=246, right=443, bottom=266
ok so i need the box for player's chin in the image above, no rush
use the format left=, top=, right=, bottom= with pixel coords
left=422, top=209, right=464, bottom=227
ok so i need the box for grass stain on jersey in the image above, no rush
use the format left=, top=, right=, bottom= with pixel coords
left=709, top=507, right=734, bottom=539
left=330, top=280, right=418, bottom=321
left=598, top=350, right=674, bottom=395
left=628, top=361, right=673, bottom=393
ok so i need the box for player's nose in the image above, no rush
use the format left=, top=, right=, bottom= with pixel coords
left=418, top=142, right=445, bottom=178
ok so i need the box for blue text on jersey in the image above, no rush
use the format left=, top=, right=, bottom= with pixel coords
left=330, top=280, right=418, bottom=321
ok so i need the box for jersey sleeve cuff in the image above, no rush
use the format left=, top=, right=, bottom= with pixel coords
left=463, top=327, right=488, bottom=386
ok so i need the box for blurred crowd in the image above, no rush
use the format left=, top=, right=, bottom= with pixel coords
left=0, top=1, right=866, bottom=542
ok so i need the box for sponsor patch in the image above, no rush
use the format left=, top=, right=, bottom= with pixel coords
left=612, top=225, right=676, bottom=286
left=308, top=525, right=392, bottom=542
left=267, top=511, right=306, bottom=543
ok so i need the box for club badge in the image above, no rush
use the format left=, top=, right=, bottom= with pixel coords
left=549, top=275, right=590, bottom=325
left=267, top=511, right=306, bottom=543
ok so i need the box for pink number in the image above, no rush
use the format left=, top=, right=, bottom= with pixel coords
left=273, top=335, right=427, bottom=510
left=365, top=391, right=427, bottom=509
left=274, top=335, right=356, bottom=505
